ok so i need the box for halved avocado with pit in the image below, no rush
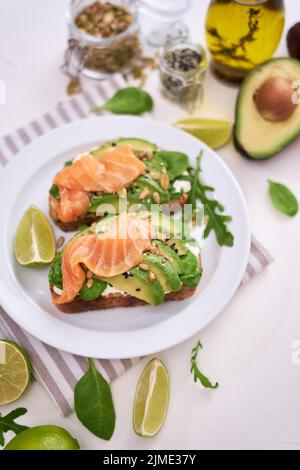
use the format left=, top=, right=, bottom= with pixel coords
left=101, top=267, right=164, bottom=306
left=235, top=58, right=300, bottom=159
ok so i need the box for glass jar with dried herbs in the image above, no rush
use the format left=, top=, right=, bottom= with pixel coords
left=206, top=0, right=285, bottom=82
left=159, top=37, right=207, bottom=113
left=64, top=0, right=141, bottom=81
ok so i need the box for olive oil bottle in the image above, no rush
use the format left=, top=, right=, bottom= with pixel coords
left=206, top=0, right=285, bottom=82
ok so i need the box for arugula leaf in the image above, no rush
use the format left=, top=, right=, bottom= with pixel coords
left=191, top=341, right=219, bottom=390
left=268, top=180, right=299, bottom=217
left=91, top=87, right=153, bottom=115
left=155, top=151, right=189, bottom=180
left=188, top=154, right=234, bottom=247
left=74, top=358, right=115, bottom=440
left=0, top=408, right=28, bottom=447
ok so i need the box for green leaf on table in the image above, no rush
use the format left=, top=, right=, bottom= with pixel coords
left=74, top=358, right=116, bottom=440
left=268, top=180, right=298, bottom=217
left=155, top=151, right=189, bottom=180
left=191, top=341, right=219, bottom=390
left=0, top=408, right=29, bottom=447
left=91, top=87, right=153, bottom=115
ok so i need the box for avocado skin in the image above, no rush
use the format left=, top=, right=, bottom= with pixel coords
left=234, top=57, right=300, bottom=160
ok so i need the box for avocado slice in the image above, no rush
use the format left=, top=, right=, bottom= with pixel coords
left=91, top=138, right=157, bottom=158
left=116, top=138, right=157, bottom=152
left=101, top=267, right=164, bottom=305
left=165, top=238, right=187, bottom=256
left=152, top=240, right=183, bottom=274
left=235, top=58, right=300, bottom=159
left=142, top=253, right=182, bottom=292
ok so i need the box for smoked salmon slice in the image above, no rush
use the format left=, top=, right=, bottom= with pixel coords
left=54, top=146, right=146, bottom=193
left=51, top=145, right=146, bottom=223
left=53, top=213, right=151, bottom=304
left=50, top=186, right=90, bottom=223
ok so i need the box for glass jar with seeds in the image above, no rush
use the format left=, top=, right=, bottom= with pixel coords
left=159, top=37, right=207, bottom=113
left=64, top=0, right=141, bottom=81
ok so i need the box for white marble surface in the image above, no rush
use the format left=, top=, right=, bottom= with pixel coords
left=1, top=0, right=300, bottom=450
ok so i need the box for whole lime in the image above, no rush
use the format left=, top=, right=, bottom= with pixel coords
left=5, top=425, right=80, bottom=450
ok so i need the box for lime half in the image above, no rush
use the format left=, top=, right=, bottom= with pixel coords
left=5, top=425, right=80, bottom=450
left=14, top=205, right=56, bottom=267
left=175, top=118, right=232, bottom=149
left=133, top=358, right=169, bottom=438
left=0, top=339, right=31, bottom=405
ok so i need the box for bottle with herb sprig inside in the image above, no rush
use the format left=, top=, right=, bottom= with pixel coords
left=206, top=0, right=285, bottom=83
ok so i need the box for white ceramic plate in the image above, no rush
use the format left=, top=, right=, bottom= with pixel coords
left=0, top=117, right=250, bottom=358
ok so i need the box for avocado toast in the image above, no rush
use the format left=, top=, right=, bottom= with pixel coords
left=49, top=212, right=202, bottom=313
left=49, top=138, right=191, bottom=231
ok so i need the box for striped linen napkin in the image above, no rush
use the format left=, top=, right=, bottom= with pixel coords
left=0, top=76, right=273, bottom=416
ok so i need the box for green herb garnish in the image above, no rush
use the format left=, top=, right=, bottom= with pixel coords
left=268, top=180, right=298, bottom=217
left=0, top=408, right=29, bottom=447
left=91, top=87, right=153, bottom=115
left=49, top=252, right=63, bottom=289
left=64, top=160, right=73, bottom=167
left=49, top=184, right=60, bottom=200
left=189, top=154, right=234, bottom=247
left=74, top=358, right=116, bottom=441
left=191, top=341, right=219, bottom=390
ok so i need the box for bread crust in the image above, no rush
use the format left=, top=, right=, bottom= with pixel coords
left=49, top=193, right=189, bottom=232
left=51, top=284, right=197, bottom=314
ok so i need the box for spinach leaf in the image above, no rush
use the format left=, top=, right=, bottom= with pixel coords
left=49, top=184, right=60, bottom=200
left=79, top=277, right=107, bottom=301
left=74, top=358, right=116, bottom=440
left=180, top=251, right=202, bottom=288
left=268, top=180, right=298, bottom=217
left=191, top=341, right=219, bottom=390
left=0, top=408, right=29, bottom=447
left=49, top=252, right=63, bottom=289
left=156, top=151, right=189, bottom=180
left=91, top=87, right=153, bottom=115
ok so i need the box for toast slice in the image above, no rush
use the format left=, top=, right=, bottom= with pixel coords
left=49, top=193, right=189, bottom=232
left=51, top=284, right=197, bottom=314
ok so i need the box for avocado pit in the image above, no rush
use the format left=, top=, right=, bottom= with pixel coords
left=253, top=76, right=297, bottom=122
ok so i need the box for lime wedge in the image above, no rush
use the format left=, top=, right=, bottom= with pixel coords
left=0, top=339, right=31, bottom=405
left=133, top=358, right=169, bottom=438
left=14, top=206, right=56, bottom=267
left=175, top=118, right=232, bottom=149
left=5, top=425, right=80, bottom=450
